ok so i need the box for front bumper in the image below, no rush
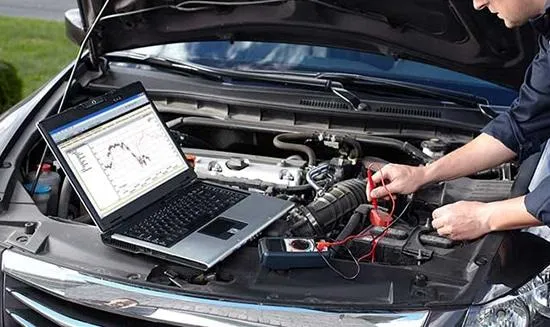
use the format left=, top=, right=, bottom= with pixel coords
left=1, top=250, right=430, bottom=327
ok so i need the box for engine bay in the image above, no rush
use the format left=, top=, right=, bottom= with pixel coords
left=20, top=99, right=517, bottom=291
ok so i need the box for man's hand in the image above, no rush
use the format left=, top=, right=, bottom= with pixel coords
left=367, top=164, right=427, bottom=200
left=431, top=201, right=492, bottom=240
left=431, top=197, right=543, bottom=240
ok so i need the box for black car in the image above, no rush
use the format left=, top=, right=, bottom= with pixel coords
left=0, top=1, right=549, bottom=326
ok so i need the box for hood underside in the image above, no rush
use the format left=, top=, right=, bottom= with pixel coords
left=79, top=0, right=535, bottom=90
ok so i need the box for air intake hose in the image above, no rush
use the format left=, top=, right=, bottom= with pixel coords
left=289, top=178, right=367, bottom=236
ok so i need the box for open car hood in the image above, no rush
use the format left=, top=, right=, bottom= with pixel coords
left=77, top=0, right=536, bottom=89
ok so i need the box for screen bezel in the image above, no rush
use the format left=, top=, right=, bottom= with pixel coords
left=37, top=82, right=196, bottom=232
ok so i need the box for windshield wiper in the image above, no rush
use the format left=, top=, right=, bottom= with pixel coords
left=107, top=52, right=227, bottom=81
left=315, top=72, right=490, bottom=109
left=108, top=52, right=493, bottom=114
left=108, top=52, right=367, bottom=110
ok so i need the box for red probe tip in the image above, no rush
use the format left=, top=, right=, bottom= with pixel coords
left=367, top=169, right=378, bottom=209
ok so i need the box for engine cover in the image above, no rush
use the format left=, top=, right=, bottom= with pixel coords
left=183, top=148, right=306, bottom=187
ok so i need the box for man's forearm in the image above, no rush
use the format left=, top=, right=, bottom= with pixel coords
left=422, top=133, right=517, bottom=185
left=482, top=196, right=542, bottom=231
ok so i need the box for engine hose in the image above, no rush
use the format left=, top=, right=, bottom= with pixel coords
left=291, top=178, right=367, bottom=236
left=356, top=135, right=431, bottom=164
left=273, top=133, right=317, bottom=166
left=335, top=204, right=373, bottom=241
left=336, top=212, right=362, bottom=241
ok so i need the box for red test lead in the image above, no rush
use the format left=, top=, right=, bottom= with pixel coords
left=367, top=168, right=378, bottom=209
left=367, top=167, right=392, bottom=227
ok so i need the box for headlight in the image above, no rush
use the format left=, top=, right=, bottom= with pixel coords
left=463, top=296, right=529, bottom=327
left=520, top=266, right=550, bottom=319
left=463, top=266, right=550, bottom=327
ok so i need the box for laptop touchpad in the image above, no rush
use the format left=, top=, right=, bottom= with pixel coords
left=199, top=217, right=247, bottom=240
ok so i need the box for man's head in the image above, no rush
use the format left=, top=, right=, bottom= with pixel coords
left=473, top=0, right=546, bottom=28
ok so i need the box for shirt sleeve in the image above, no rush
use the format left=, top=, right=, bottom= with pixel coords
left=525, top=175, right=550, bottom=224
left=481, top=35, right=550, bottom=162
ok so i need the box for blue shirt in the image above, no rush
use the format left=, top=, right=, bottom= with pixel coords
left=481, top=10, right=550, bottom=224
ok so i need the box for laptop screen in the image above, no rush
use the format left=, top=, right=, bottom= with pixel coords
left=49, top=92, right=189, bottom=218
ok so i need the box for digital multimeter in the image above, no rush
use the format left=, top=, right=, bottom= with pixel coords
left=258, top=237, right=330, bottom=270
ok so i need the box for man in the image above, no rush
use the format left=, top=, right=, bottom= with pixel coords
left=368, top=0, right=550, bottom=240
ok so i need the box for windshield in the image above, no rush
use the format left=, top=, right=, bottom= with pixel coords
left=130, top=41, right=517, bottom=106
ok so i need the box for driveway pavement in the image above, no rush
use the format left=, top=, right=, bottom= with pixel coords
left=0, top=0, right=76, bottom=21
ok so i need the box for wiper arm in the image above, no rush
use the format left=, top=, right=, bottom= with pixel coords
left=316, top=72, right=490, bottom=109
left=107, top=52, right=226, bottom=81
left=327, top=81, right=367, bottom=111
left=107, top=53, right=367, bottom=111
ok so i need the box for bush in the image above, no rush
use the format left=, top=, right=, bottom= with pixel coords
left=0, top=60, right=23, bottom=112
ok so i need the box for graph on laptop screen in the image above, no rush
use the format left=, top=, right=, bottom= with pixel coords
left=50, top=93, right=189, bottom=218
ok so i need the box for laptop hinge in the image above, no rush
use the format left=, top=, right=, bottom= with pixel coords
left=107, top=215, right=125, bottom=233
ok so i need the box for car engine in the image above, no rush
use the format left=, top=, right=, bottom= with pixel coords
left=23, top=112, right=515, bottom=276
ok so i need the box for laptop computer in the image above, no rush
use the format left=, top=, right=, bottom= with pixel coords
left=37, top=82, right=294, bottom=270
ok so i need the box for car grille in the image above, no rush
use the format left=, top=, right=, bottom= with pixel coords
left=3, top=276, right=173, bottom=327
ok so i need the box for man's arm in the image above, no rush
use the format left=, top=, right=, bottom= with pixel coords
left=369, top=133, right=516, bottom=199
left=487, top=196, right=543, bottom=231
left=479, top=35, right=550, bottom=163
left=371, top=34, right=550, bottom=199
left=422, top=133, right=517, bottom=183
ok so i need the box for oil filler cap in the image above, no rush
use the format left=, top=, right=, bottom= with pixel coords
left=226, top=158, right=249, bottom=170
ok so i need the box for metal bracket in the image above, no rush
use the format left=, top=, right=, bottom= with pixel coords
left=6, top=222, right=48, bottom=254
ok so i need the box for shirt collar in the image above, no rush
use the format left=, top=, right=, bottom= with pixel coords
left=530, top=2, right=550, bottom=36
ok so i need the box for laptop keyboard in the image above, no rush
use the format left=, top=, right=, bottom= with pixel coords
left=119, top=183, right=248, bottom=247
